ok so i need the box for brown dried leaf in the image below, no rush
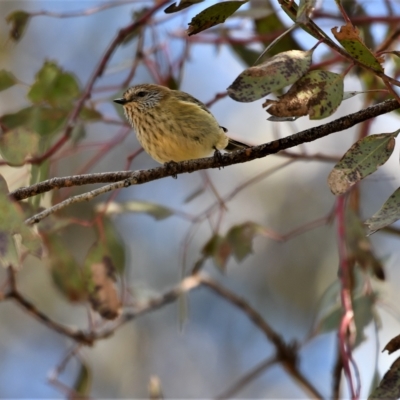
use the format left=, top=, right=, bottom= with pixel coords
left=89, top=257, right=122, bottom=320
left=384, top=335, right=400, bottom=355
left=263, top=70, right=343, bottom=120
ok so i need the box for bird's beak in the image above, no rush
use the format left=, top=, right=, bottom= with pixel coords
left=113, top=98, right=127, bottom=105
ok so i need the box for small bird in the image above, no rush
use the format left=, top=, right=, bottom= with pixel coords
left=113, top=84, right=249, bottom=164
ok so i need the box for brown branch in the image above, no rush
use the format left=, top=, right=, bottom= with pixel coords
left=215, top=356, right=278, bottom=399
left=199, top=276, right=324, bottom=399
left=4, top=267, right=94, bottom=345
left=10, top=99, right=400, bottom=205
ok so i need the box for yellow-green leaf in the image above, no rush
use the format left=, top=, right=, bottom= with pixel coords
left=0, top=127, right=39, bottom=166
left=6, top=10, right=30, bottom=42
left=165, top=0, right=204, bottom=13
left=226, top=222, right=265, bottom=261
left=228, top=49, right=313, bottom=102
left=0, top=70, right=17, bottom=92
left=365, top=187, right=400, bottom=235
left=328, top=130, right=399, bottom=196
left=28, top=61, right=80, bottom=107
left=187, top=1, right=248, bottom=36
left=332, top=22, right=384, bottom=73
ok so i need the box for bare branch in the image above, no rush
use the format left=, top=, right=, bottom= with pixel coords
left=10, top=99, right=400, bottom=206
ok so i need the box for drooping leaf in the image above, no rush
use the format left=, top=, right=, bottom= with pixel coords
left=84, top=242, right=121, bottom=320
left=73, top=360, right=92, bottom=397
left=46, top=234, right=87, bottom=302
left=187, top=1, right=248, bottom=36
left=328, top=130, right=399, bottom=196
left=6, top=10, right=31, bottom=42
left=332, top=22, right=384, bottom=73
left=103, top=218, right=125, bottom=273
left=165, top=0, right=204, bottom=13
left=202, top=234, right=231, bottom=272
left=0, top=106, right=68, bottom=136
left=344, top=208, right=384, bottom=280
left=226, top=222, right=265, bottom=261
left=28, top=61, right=80, bottom=107
left=0, top=70, right=17, bottom=92
left=369, top=357, right=400, bottom=400
left=0, top=127, right=39, bottom=166
left=228, top=49, right=313, bottom=102
left=0, top=175, right=42, bottom=267
left=365, top=187, right=400, bottom=235
left=96, top=201, right=173, bottom=221
left=264, top=70, right=343, bottom=120
left=318, top=293, right=376, bottom=348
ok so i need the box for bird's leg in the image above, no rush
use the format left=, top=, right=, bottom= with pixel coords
left=213, top=147, right=223, bottom=169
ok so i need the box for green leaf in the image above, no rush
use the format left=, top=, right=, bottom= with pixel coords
left=187, top=1, right=248, bottom=36
left=332, top=22, right=384, bottom=73
left=0, top=127, right=39, bottom=166
left=228, top=49, right=313, bottom=102
left=0, top=70, right=17, bottom=92
left=365, top=187, right=400, bottom=235
left=202, top=234, right=231, bottom=271
left=0, top=107, right=32, bottom=129
left=73, top=360, right=92, bottom=396
left=328, top=130, right=399, bottom=196
left=344, top=208, right=384, bottom=280
left=165, top=0, right=205, bottom=13
left=6, top=10, right=31, bottom=42
left=103, top=218, right=125, bottom=273
left=0, top=106, right=68, bottom=136
left=226, top=222, right=264, bottom=261
left=369, top=357, right=400, bottom=400
left=47, top=234, right=87, bottom=302
left=264, top=70, right=344, bottom=120
left=28, top=61, right=80, bottom=107
left=96, top=201, right=173, bottom=221
left=0, top=174, right=42, bottom=267
left=318, top=293, right=376, bottom=348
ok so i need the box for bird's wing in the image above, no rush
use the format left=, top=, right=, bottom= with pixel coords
left=172, top=90, right=212, bottom=115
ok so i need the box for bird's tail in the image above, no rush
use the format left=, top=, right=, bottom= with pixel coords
left=225, top=138, right=250, bottom=151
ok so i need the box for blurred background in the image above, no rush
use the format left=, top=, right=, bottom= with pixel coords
left=1, top=0, right=400, bottom=398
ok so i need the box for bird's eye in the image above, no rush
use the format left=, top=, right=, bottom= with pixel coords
left=136, top=91, right=147, bottom=97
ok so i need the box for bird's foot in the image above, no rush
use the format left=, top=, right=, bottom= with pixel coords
left=164, top=160, right=179, bottom=179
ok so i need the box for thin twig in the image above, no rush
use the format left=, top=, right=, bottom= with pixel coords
left=215, top=356, right=278, bottom=399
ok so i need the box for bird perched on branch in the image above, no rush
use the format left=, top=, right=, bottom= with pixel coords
left=113, top=84, right=249, bottom=164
